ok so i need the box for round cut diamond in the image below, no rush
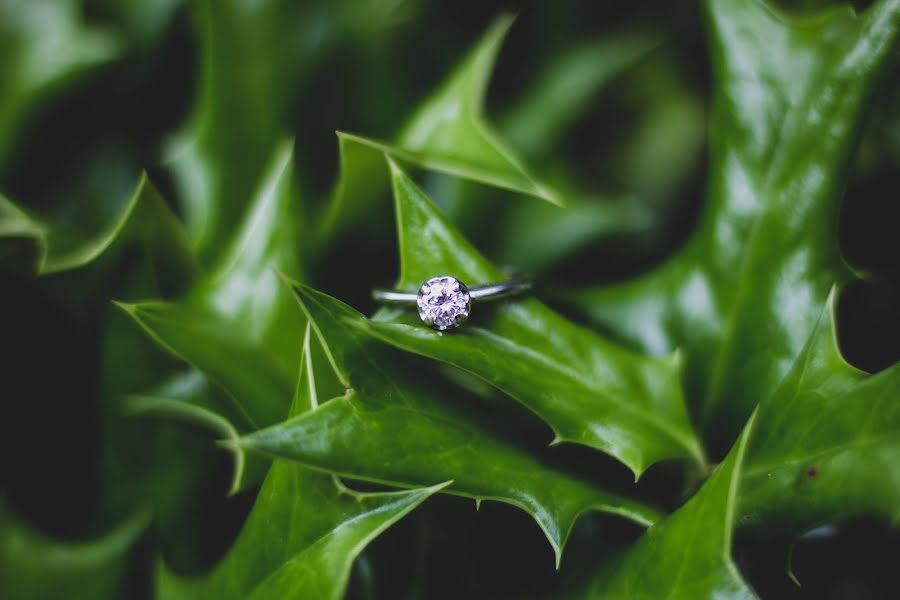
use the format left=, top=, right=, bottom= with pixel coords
left=416, top=276, right=470, bottom=331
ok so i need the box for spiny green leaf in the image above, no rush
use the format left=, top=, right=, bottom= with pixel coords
left=0, top=505, right=149, bottom=600
left=240, top=279, right=661, bottom=566
left=121, top=141, right=304, bottom=454
left=316, top=15, right=567, bottom=245
left=119, top=301, right=295, bottom=429
left=571, top=0, right=900, bottom=446
left=739, top=290, right=900, bottom=534
left=0, top=174, right=196, bottom=283
left=581, top=292, right=900, bottom=597
left=126, top=370, right=268, bottom=495
left=1, top=173, right=216, bottom=573
left=168, top=0, right=400, bottom=257
left=358, top=160, right=703, bottom=477
left=157, top=326, right=446, bottom=600
left=159, top=475, right=445, bottom=600
left=406, top=32, right=662, bottom=275
left=588, top=430, right=756, bottom=599
left=313, top=131, right=390, bottom=247
left=167, top=0, right=308, bottom=256
left=390, top=14, right=561, bottom=203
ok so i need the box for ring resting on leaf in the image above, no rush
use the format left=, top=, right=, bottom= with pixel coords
left=373, top=275, right=532, bottom=331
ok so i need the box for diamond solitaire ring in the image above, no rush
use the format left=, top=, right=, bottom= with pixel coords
left=372, top=275, right=531, bottom=331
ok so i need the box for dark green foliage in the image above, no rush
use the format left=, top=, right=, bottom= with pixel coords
left=1, top=0, right=898, bottom=598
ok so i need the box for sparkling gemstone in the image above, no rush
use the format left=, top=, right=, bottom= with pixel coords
left=416, top=276, right=471, bottom=331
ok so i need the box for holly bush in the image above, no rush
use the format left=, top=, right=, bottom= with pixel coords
left=1, top=0, right=899, bottom=598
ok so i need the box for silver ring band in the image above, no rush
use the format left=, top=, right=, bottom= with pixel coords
left=372, top=278, right=531, bottom=304
left=372, top=275, right=531, bottom=331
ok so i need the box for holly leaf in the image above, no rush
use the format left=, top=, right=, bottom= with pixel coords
left=120, top=141, right=304, bottom=451
left=571, top=0, right=900, bottom=445
left=315, top=15, right=566, bottom=245
left=0, top=171, right=217, bottom=574
left=739, top=291, right=900, bottom=535
left=167, top=0, right=312, bottom=256
left=579, top=291, right=900, bottom=598
left=587, top=431, right=756, bottom=600
left=126, top=370, right=269, bottom=496
left=357, top=160, right=703, bottom=477
left=159, top=476, right=444, bottom=600
left=0, top=505, right=149, bottom=600
left=383, top=32, right=662, bottom=275
left=239, top=278, right=661, bottom=566
left=158, top=325, right=445, bottom=600
left=0, top=174, right=196, bottom=285
left=360, top=15, right=560, bottom=202
left=168, top=0, right=408, bottom=257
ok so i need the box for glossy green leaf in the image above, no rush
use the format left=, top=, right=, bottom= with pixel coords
left=0, top=505, right=149, bottom=600
left=1, top=171, right=216, bottom=577
left=168, top=0, right=405, bottom=257
left=126, top=370, right=268, bottom=495
left=313, top=131, right=391, bottom=247
left=316, top=15, right=566, bottom=245
left=2, top=0, right=897, bottom=597
left=240, top=279, right=661, bottom=565
left=160, top=478, right=443, bottom=600
left=580, top=292, right=900, bottom=597
left=358, top=160, right=703, bottom=476
left=167, top=0, right=304, bottom=255
left=739, top=291, right=900, bottom=534
left=588, top=430, right=756, bottom=600
left=0, top=174, right=196, bottom=282
left=403, top=32, right=663, bottom=274
left=390, top=15, right=561, bottom=203
left=571, top=0, right=900, bottom=442
left=0, top=0, right=119, bottom=165
left=89, top=246, right=261, bottom=570
left=431, top=34, right=699, bottom=275
left=121, top=140, right=304, bottom=441
left=158, top=325, right=446, bottom=600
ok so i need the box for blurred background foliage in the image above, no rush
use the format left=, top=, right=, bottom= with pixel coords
left=0, top=0, right=898, bottom=598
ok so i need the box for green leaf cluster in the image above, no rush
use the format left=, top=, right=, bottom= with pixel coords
left=1, top=0, right=898, bottom=598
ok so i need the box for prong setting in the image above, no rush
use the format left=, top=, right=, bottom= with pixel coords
left=416, top=276, right=471, bottom=331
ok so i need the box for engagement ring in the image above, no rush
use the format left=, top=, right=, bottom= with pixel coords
left=373, top=275, right=531, bottom=331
